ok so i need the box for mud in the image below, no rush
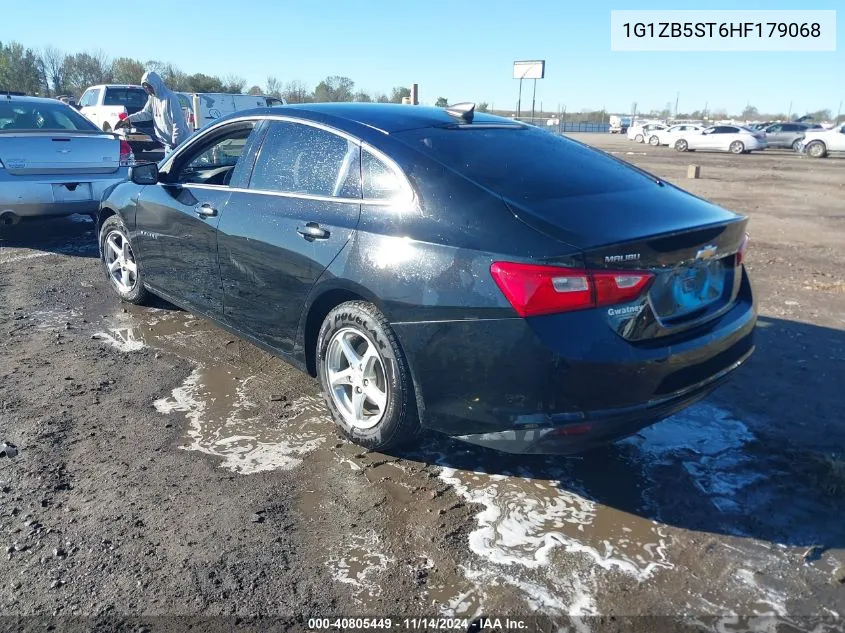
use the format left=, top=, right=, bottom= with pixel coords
left=1, top=138, right=844, bottom=630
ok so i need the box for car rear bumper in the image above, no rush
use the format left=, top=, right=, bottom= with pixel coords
left=0, top=169, right=129, bottom=218
left=392, top=269, right=757, bottom=454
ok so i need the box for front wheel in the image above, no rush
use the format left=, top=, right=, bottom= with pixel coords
left=806, top=141, right=827, bottom=158
left=729, top=141, right=745, bottom=154
left=648, top=135, right=660, bottom=146
left=792, top=139, right=803, bottom=152
left=317, top=301, right=420, bottom=452
left=674, top=139, right=689, bottom=152
left=99, top=215, right=148, bottom=305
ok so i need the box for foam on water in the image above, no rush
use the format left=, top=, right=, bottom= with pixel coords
left=154, top=368, right=326, bottom=474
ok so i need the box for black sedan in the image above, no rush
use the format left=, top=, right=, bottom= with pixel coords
left=97, top=103, right=756, bottom=454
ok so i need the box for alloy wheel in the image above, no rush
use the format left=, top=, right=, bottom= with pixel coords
left=104, top=230, right=138, bottom=293
left=325, top=327, right=389, bottom=430
left=730, top=141, right=744, bottom=154
left=808, top=142, right=825, bottom=158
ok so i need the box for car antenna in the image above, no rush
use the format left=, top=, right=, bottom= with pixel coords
left=446, top=102, right=475, bottom=123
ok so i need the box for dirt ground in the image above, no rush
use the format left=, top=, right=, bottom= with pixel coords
left=1, top=135, right=844, bottom=632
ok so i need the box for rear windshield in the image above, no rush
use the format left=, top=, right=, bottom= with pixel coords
left=0, top=101, right=99, bottom=132
left=104, top=87, right=148, bottom=109
left=398, top=126, right=655, bottom=201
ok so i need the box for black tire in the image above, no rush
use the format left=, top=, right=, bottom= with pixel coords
left=674, top=139, right=688, bottom=152
left=648, top=135, right=660, bottom=146
left=316, top=301, right=419, bottom=452
left=729, top=141, right=745, bottom=154
left=792, top=139, right=803, bottom=152
left=806, top=141, right=827, bottom=158
left=634, top=134, right=644, bottom=143
left=99, top=215, right=149, bottom=305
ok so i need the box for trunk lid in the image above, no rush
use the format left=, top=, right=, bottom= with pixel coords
left=0, top=132, right=120, bottom=175
left=507, top=186, right=749, bottom=340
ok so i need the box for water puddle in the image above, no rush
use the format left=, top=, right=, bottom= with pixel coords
left=326, top=532, right=395, bottom=603
left=155, top=371, right=327, bottom=474
left=428, top=402, right=786, bottom=617
left=90, top=306, right=330, bottom=475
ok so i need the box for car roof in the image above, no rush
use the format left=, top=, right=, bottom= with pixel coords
left=218, top=102, right=519, bottom=134
left=87, top=84, right=144, bottom=89
left=2, top=95, right=70, bottom=105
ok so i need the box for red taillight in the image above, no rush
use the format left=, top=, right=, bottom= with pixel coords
left=490, top=262, right=654, bottom=317
left=736, top=233, right=749, bottom=266
left=118, top=112, right=128, bottom=121
left=119, top=139, right=134, bottom=165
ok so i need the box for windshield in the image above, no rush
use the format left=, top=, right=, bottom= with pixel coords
left=398, top=125, right=655, bottom=201
left=0, top=101, right=99, bottom=132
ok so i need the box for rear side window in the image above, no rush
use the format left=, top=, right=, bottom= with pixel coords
left=104, top=88, right=148, bottom=109
left=398, top=126, right=655, bottom=201
left=362, top=149, right=406, bottom=201
left=249, top=121, right=361, bottom=198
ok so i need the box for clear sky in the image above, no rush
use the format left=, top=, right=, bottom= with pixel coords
left=2, top=0, right=841, bottom=115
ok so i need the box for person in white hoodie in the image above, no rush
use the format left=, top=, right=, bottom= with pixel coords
left=116, top=71, right=190, bottom=155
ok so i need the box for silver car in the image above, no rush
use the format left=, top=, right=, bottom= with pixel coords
left=0, top=95, right=132, bottom=225
left=763, top=122, right=819, bottom=151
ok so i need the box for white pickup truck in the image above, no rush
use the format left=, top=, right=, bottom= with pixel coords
left=78, top=84, right=149, bottom=132
left=78, top=84, right=160, bottom=153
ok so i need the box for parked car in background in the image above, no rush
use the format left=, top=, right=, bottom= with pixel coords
left=627, top=122, right=667, bottom=143
left=96, top=103, right=755, bottom=455
left=177, top=92, right=288, bottom=130
left=78, top=84, right=161, bottom=154
left=763, top=122, right=814, bottom=150
left=0, top=95, right=132, bottom=225
left=647, top=124, right=703, bottom=146
left=674, top=125, right=767, bottom=154
left=799, top=124, right=845, bottom=158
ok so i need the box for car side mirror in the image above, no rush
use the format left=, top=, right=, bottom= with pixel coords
left=129, top=162, right=159, bottom=185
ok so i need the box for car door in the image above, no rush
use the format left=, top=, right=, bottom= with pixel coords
left=690, top=126, right=716, bottom=149
left=709, top=126, right=736, bottom=150
left=217, top=118, right=362, bottom=352
left=829, top=125, right=845, bottom=151
left=132, top=119, right=262, bottom=315
left=79, top=88, right=101, bottom=127
left=765, top=124, right=785, bottom=147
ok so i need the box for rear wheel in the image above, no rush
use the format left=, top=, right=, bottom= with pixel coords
left=648, top=135, right=659, bottom=146
left=806, top=141, right=827, bottom=158
left=729, top=141, right=745, bottom=154
left=674, top=139, right=689, bottom=152
left=634, top=134, right=644, bottom=143
left=792, top=139, right=803, bottom=152
left=317, top=301, right=419, bottom=452
left=99, top=215, right=148, bottom=305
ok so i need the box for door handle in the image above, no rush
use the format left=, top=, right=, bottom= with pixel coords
left=195, top=203, right=217, bottom=218
left=296, top=222, right=330, bottom=241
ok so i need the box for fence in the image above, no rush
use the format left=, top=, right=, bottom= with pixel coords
left=510, top=117, right=611, bottom=134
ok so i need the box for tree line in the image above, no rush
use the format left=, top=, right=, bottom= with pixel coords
left=0, top=41, right=415, bottom=105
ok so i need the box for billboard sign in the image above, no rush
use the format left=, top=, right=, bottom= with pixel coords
left=513, top=60, right=545, bottom=80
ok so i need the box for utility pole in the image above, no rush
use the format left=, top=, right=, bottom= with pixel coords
left=836, top=100, right=842, bottom=124
left=788, top=101, right=793, bottom=120
left=703, top=101, right=708, bottom=120
left=675, top=91, right=679, bottom=119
